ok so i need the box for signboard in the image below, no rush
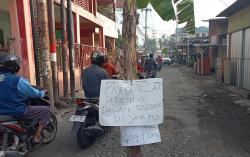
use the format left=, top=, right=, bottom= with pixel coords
left=99, top=78, right=163, bottom=126
left=120, top=126, right=161, bottom=146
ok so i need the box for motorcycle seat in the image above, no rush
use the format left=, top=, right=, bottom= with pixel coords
left=0, top=115, right=18, bottom=122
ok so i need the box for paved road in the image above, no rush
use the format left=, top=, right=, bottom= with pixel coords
left=27, top=64, right=250, bottom=157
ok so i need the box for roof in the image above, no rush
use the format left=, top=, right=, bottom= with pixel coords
left=217, top=0, right=250, bottom=17
left=202, top=17, right=228, bottom=22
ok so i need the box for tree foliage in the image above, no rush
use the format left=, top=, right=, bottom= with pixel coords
left=146, top=38, right=157, bottom=53
left=136, top=0, right=195, bottom=34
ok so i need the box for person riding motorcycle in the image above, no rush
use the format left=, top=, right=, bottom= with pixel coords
left=144, top=53, right=157, bottom=78
left=82, top=51, right=110, bottom=99
left=137, top=60, right=144, bottom=79
left=102, top=55, right=119, bottom=78
left=0, top=53, right=50, bottom=144
left=80, top=51, right=110, bottom=137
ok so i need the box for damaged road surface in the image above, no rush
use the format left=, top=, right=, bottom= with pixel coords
left=27, top=65, right=250, bottom=157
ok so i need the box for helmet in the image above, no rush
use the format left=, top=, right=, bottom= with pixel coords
left=0, top=53, right=21, bottom=73
left=149, top=54, right=154, bottom=58
left=91, top=51, right=105, bottom=66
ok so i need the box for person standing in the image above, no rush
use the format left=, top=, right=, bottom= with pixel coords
left=156, top=55, right=163, bottom=71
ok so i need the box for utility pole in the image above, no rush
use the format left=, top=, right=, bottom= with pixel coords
left=48, top=0, right=59, bottom=102
left=37, top=0, right=54, bottom=109
left=152, top=29, right=156, bottom=40
left=175, top=20, right=179, bottom=63
left=187, top=38, right=190, bottom=65
left=67, top=0, right=76, bottom=97
left=152, top=29, right=157, bottom=53
left=60, top=0, right=69, bottom=97
left=142, top=8, right=151, bottom=52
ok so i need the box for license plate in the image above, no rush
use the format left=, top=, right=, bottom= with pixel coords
left=69, top=115, right=86, bottom=122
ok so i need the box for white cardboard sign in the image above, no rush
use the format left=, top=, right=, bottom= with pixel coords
left=99, top=78, right=163, bottom=126
left=120, top=125, right=161, bottom=146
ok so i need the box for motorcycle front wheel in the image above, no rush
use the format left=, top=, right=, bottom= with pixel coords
left=43, top=113, right=58, bottom=143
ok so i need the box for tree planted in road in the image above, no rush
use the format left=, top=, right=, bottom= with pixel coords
left=122, top=0, right=195, bottom=156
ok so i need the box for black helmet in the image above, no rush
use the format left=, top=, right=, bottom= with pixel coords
left=91, top=51, right=105, bottom=66
left=149, top=54, right=154, bottom=58
left=0, top=53, right=21, bottom=73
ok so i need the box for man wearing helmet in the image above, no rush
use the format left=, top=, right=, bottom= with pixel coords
left=0, top=53, right=50, bottom=144
left=144, top=53, right=157, bottom=78
left=82, top=51, right=110, bottom=98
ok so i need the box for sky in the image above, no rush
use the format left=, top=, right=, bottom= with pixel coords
left=117, top=0, right=237, bottom=43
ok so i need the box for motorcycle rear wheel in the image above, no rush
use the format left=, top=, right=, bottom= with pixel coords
left=77, top=123, right=97, bottom=149
left=43, top=113, right=58, bottom=143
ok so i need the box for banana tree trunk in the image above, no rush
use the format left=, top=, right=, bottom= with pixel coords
left=122, top=0, right=137, bottom=80
left=122, top=1, right=142, bottom=157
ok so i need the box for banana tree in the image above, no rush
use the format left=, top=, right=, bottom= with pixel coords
left=122, top=1, right=195, bottom=156
left=136, top=0, right=195, bottom=33
left=122, top=0, right=195, bottom=80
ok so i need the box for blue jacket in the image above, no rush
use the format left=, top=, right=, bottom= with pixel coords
left=0, top=72, right=45, bottom=116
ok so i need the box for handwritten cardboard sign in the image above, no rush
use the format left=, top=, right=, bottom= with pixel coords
left=120, top=126, right=161, bottom=146
left=99, top=78, right=163, bottom=126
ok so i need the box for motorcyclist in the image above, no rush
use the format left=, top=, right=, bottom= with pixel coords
left=0, top=53, right=50, bottom=144
left=137, top=59, right=144, bottom=79
left=82, top=51, right=110, bottom=99
left=82, top=51, right=110, bottom=132
left=144, top=53, right=157, bottom=78
left=102, top=55, right=119, bottom=78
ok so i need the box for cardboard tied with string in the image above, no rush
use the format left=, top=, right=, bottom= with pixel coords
left=99, top=78, right=163, bottom=146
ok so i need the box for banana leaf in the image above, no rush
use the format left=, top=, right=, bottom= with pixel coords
left=135, top=0, right=195, bottom=34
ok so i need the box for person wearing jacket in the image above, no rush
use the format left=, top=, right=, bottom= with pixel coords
left=0, top=53, right=50, bottom=144
left=82, top=51, right=110, bottom=98
left=144, top=53, right=157, bottom=78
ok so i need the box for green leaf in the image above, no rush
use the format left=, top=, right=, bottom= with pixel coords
left=176, top=0, right=195, bottom=34
left=149, top=0, right=175, bottom=21
left=136, top=0, right=149, bottom=9
left=177, top=0, right=192, bottom=12
left=162, top=48, right=168, bottom=55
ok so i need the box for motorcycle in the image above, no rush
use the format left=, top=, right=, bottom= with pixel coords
left=0, top=87, right=57, bottom=157
left=146, top=68, right=157, bottom=78
left=70, top=98, right=105, bottom=149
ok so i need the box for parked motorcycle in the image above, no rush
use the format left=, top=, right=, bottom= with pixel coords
left=71, top=98, right=105, bottom=149
left=0, top=87, right=57, bottom=157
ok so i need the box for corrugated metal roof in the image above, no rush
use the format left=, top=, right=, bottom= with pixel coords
left=217, top=0, right=250, bottom=17
left=202, top=17, right=228, bottom=22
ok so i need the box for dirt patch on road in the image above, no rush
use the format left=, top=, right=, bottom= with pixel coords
left=180, top=66, right=250, bottom=154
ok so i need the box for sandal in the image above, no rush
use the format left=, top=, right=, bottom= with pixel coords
left=32, top=138, right=44, bottom=144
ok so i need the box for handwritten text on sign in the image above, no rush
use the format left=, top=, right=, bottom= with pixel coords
left=99, top=78, right=163, bottom=126
left=120, top=126, right=161, bottom=146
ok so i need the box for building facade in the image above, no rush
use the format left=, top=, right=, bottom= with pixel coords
left=0, top=0, right=118, bottom=97
left=217, top=0, right=250, bottom=90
